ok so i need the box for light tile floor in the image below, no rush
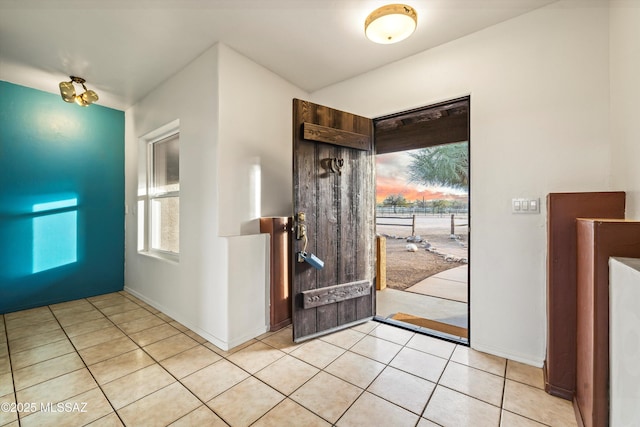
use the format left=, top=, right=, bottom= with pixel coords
left=0, top=291, right=578, bottom=427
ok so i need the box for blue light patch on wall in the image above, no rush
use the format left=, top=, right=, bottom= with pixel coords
left=32, top=198, right=78, bottom=273
left=0, top=81, right=124, bottom=313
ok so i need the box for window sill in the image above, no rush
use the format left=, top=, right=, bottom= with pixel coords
left=138, top=250, right=179, bottom=264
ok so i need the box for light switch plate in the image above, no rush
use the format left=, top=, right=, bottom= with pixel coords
left=512, top=198, right=540, bottom=214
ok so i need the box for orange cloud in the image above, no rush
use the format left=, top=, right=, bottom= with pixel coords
left=375, top=151, right=467, bottom=204
left=376, top=177, right=466, bottom=204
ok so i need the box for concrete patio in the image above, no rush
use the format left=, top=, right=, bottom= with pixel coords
left=376, top=264, right=469, bottom=337
left=406, top=265, right=468, bottom=304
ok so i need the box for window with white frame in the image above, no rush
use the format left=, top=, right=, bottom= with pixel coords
left=138, top=121, right=180, bottom=257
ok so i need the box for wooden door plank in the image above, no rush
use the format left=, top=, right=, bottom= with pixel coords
left=355, top=116, right=375, bottom=320
left=315, top=140, right=339, bottom=332
left=337, top=142, right=358, bottom=325
left=293, top=102, right=319, bottom=339
left=315, top=104, right=338, bottom=334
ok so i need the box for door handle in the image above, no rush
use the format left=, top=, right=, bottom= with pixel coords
left=295, top=212, right=306, bottom=240
left=294, top=211, right=324, bottom=269
left=296, top=223, right=307, bottom=240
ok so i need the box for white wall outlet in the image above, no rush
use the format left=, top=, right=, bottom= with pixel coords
left=512, top=198, right=540, bottom=214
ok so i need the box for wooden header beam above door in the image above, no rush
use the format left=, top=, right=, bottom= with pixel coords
left=375, top=97, right=469, bottom=154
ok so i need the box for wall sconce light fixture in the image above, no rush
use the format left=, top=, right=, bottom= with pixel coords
left=59, top=76, right=99, bottom=107
left=365, top=4, right=418, bottom=44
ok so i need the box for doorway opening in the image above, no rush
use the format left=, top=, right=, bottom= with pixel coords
left=373, top=97, right=470, bottom=345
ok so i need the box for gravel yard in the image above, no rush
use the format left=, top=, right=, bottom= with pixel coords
left=377, top=215, right=468, bottom=291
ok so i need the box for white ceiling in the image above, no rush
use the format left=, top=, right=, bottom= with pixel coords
left=0, top=0, right=556, bottom=110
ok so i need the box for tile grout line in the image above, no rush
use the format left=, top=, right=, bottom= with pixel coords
left=367, top=325, right=517, bottom=425
left=82, top=294, right=184, bottom=424
left=42, top=296, right=186, bottom=425
left=333, top=323, right=413, bottom=426
left=239, top=329, right=345, bottom=425
left=9, top=306, right=87, bottom=425
left=5, top=303, right=116, bottom=425
left=252, top=338, right=352, bottom=425
left=328, top=324, right=442, bottom=425
left=248, top=329, right=365, bottom=426
left=498, top=358, right=508, bottom=427
left=2, top=314, right=21, bottom=427
left=177, top=315, right=526, bottom=426
left=363, top=324, right=456, bottom=426
left=96, top=292, right=240, bottom=426
left=366, top=325, right=446, bottom=423
left=405, top=328, right=453, bottom=426
left=500, top=379, right=556, bottom=427
left=6, top=294, right=558, bottom=427
left=339, top=324, right=439, bottom=424
left=20, top=307, right=390, bottom=425
left=48, top=301, right=128, bottom=427
left=209, top=337, right=303, bottom=426
left=87, top=295, right=224, bottom=426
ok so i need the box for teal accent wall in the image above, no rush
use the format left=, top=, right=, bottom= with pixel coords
left=0, top=81, right=124, bottom=313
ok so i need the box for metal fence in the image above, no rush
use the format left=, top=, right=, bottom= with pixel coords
left=376, top=214, right=417, bottom=236
left=375, top=210, right=469, bottom=236
left=376, top=206, right=468, bottom=216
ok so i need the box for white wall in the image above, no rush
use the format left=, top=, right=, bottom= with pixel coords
left=217, top=44, right=308, bottom=236
left=610, top=2, right=640, bottom=219
left=124, top=45, right=231, bottom=347
left=216, top=44, right=307, bottom=347
left=124, top=44, right=306, bottom=349
left=311, top=1, right=612, bottom=365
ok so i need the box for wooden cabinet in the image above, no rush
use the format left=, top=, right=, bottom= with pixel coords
left=575, top=219, right=640, bottom=427
left=260, top=217, right=292, bottom=331
left=545, top=192, right=625, bottom=399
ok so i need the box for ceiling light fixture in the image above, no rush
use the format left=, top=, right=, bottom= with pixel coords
left=365, top=4, right=418, bottom=44
left=59, top=76, right=99, bottom=107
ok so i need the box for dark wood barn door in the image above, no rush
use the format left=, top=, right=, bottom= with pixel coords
left=292, top=99, right=376, bottom=342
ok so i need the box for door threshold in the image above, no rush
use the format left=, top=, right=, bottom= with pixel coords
left=373, top=315, right=469, bottom=346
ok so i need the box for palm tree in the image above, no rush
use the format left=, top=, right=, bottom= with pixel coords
left=407, top=142, right=469, bottom=190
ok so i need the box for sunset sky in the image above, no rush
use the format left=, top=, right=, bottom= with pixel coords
left=376, top=149, right=468, bottom=204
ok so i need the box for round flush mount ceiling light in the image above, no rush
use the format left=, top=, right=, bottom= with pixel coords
left=365, top=4, right=418, bottom=44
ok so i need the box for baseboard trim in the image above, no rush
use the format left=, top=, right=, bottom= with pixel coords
left=123, top=285, right=235, bottom=351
